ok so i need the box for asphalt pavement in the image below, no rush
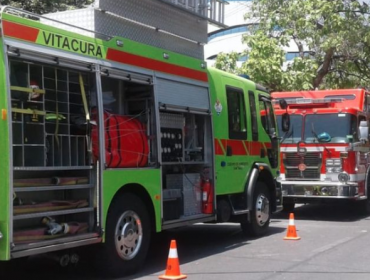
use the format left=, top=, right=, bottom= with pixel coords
left=2, top=203, right=370, bottom=280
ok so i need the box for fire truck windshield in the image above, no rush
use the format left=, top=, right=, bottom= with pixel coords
left=277, top=113, right=357, bottom=144
left=277, top=114, right=303, bottom=143
left=304, top=113, right=357, bottom=143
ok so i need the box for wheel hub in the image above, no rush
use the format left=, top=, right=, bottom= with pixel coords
left=115, top=210, right=143, bottom=260
left=255, top=193, right=270, bottom=226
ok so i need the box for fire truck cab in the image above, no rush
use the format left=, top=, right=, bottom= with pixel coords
left=272, top=89, right=370, bottom=213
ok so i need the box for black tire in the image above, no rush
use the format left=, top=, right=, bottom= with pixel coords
left=240, top=181, right=271, bottom=237
left=357, top=198, right=370, bottom=215
left=356, top=177, right=370, bottom=215
left=282, top=201, right=295, bottom=213
left=96, top=193, right=151, bottom=277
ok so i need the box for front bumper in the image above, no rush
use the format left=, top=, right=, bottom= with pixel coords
left=280, top=181, right=364, bottom=200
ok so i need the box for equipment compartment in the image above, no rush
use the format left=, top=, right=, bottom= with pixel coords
left=91, top=74, right=157, bottom=168
left=9, top=59, right=92, bottom=168
left=9, top=58, right=98, bottom=250
left=159, top=108, right=214, bottom=222
left=12, top=169, right=96, bottom=247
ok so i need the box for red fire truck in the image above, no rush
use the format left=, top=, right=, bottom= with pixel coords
left=272, top=89, right=370, bottom=213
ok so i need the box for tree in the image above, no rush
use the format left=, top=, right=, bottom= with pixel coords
left=215, top=0, right=370, bottom=91
left=0, top=0, right=93, bottom=14
left=213, top=52, right=240, bottom=75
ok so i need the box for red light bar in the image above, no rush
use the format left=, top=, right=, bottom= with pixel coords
left=273, top=98, right=344, bottom=106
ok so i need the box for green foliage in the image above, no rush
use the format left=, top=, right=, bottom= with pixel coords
left=214, top=52, right=241, bottom=75
left=215, top=0, right=370, bottom=91
left=239, top=31, right=286, bottom=91
left=0, top=0, right=93, bottom=14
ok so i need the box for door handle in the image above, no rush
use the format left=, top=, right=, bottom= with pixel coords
left=260, top=149, right=266, bottom=158
left=227, top=145, right=232, bottom=156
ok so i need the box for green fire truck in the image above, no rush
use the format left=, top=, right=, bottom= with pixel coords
left=0, top=3, right=283, bottom=276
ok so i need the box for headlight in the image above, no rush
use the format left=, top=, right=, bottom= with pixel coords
left=326, top=158, right=342, bottom=174
left=338, top=172, right=349, bottom=183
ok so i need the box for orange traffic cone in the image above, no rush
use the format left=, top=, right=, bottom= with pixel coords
left=284, top=213, right=301, bottom=240
left=159, top=240, right=187, bottom=280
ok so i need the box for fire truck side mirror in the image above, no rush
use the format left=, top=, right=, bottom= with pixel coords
left=279, top=99, right=288, bottom=110
left=359, top=121, right=369, bottom=142
left=281, top=113, right=290, bottom=132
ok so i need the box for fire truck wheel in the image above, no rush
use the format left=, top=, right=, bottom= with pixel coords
left=358, top=198, right=370, bottom=215
left=97, top=193, right=151, bottom=276
left=240, top=181, right=270, bottom=237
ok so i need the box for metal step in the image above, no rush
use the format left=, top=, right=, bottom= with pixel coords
left=11, top=232, right=101, bottom=258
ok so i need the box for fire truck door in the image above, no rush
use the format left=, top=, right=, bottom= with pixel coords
left=215, top=84, right=250, bottom=195
left=259, top=96, right=279, bottom=169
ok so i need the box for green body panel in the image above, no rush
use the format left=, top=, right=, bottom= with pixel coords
left=0, top=38, right=11, bottom=260
left=102, top=169, right=162, bottom=235
left=208, top=68, right=278, bottom=195
left=2, top=13, right=207, bottom=73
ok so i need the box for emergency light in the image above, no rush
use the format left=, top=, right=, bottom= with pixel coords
left=294, top=98, right=343, bottom=104
left=273, top=97, right=344, bottom=106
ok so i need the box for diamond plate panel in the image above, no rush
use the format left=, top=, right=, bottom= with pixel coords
left=95, top=11, right=204, bottom=58
left=42, top=9, right=97, bottom=37
left=40, top=9, right=95, bottom=36
left=95, top=0, right=208, bottom=43
left=44, top=7, right=204, bottom=59
left=160, top=112, right=185, bottom=129
left=166, top=173, right=202, bottom=216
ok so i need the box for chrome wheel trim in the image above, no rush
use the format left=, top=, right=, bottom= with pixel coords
left=255, top=193, right=270, bottom=226
left=114, top=210, right=143, bottom=260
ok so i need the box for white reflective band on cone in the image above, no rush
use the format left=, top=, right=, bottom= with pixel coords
left=289, top=219, right=295, bottom=226
left=168, top=248, right=178, bottom=258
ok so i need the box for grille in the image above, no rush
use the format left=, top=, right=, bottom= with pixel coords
left=284, top=152, right=321, bottom=166
left=284, top=152, right=322, bottom=180
left=285, top=169, right=320, bottom=180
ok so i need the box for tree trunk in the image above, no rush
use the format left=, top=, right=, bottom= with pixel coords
left=313, top=48, right=334, bottom=88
